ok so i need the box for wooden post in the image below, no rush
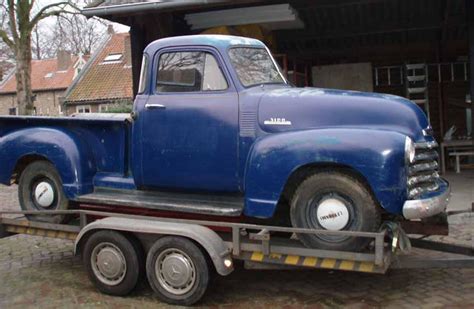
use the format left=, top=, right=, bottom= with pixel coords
left=130, top=22, right=146, bottom=98
left=129, top=13, right=175, bottom=98
left=436, top=42, right=444, bottom=141
left=467, top=0, right=474, bottom=145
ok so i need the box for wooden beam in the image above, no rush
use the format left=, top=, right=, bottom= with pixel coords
left=278, top=18, right=465, bottom=42
left=440, top=0, right=451, bottom=42
left=287, top=0, right=389, bottom=10
left=278, top=40, right=468, bottom=64
left=467, top=0, right=474, bottom=144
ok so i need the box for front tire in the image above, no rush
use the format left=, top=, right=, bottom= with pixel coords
left=290, top=171, right=380, bottom=251
left=18, top=161, right=70, bottom=223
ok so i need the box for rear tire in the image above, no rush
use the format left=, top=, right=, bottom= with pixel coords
left=290, top=171, right=380, bottom=251
left=18, top=161, right=70, bottom=223
left=146, top=236, right=210, bottom=306
left=83, top=230, right=143, bottom=296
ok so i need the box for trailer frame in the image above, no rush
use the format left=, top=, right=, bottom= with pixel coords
left=0, top=209, right=473, bottom=305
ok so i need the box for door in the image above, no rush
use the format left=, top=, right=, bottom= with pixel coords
left=138, top=49, right=239, bottom=192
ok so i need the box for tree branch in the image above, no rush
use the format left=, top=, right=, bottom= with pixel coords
left=29, top=1, right=76, bottom=29
left=0, top=28, right=14, bottom=48
left=6, top=0, right=19, bottom=43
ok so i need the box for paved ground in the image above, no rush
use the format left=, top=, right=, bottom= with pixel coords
left=0, top=172, right=472, bottom=308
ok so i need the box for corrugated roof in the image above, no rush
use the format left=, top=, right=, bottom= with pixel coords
left=0, top=56, right=80, bottom=94
left=82, top=0, right=231, bottom=19
left=64, top=33, right=133, bottom=104
left=86, top=0, right=151, bottom=7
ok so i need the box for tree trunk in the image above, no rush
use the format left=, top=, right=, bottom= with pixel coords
left=15, top=37, right=35, bottom=115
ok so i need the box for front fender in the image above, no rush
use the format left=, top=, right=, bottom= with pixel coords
left=0, top=127, right=96, bottom=198
left=244, top=128, right=408, bottom=218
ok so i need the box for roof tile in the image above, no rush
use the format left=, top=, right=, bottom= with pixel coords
left=0, top=56, right=79, bottom=94
left=65, top=33, right=133, bottom=103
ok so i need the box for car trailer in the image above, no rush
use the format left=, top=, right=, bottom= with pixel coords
left=0, top=209, right=473, bottom=306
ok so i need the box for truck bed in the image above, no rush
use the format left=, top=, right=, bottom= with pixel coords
left=0, top=114, right=132, bottom=190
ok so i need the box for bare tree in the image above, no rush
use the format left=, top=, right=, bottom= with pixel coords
left=30, top=2, right=107, bottom=60
left=0, top=2, right=14, bottom=80
left=0, top=0, right=75, bottom=115
left=55, top=12, right=107, bottom=56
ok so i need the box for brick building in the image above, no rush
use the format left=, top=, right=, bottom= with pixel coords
left=63, top=32, right=133, bottom=115
left=0, top=51, right=87, bottom=116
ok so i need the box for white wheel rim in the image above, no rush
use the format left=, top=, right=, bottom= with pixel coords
left=316, top=198, right=350, bottom=231
left=34, top=182, right=55, bottom=208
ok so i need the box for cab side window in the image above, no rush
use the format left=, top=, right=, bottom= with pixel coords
left=157, top=51, right=228, bottom=93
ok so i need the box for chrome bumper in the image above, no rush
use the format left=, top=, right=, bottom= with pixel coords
left=402, top=182, right=451, bottom=219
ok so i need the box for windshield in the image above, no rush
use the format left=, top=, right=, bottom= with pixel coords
left=228, top=47, right=286, bottom=87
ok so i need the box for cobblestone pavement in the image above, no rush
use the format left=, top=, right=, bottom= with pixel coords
left=0, top=184, right=473, bottom=308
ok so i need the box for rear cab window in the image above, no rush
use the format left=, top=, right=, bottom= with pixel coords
left=156, top=51, right=228, bottom=93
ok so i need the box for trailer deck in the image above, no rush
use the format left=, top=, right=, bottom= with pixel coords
left=1, top=210, right=472, bottom=271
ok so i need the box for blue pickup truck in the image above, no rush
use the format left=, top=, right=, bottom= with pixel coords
left=0, top=35, right=450, bottom=251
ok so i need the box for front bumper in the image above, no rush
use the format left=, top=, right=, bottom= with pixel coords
left=402, top=180, right=451, bottom=219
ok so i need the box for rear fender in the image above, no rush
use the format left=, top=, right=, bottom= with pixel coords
left=0, top=127, right=96, bottom=197
left=244, top=128, right=407, bottom=218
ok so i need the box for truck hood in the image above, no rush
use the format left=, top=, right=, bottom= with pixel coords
left=257, top=86, right=431, bottom=141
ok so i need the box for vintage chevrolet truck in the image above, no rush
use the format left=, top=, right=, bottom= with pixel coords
left=0, top=35, right=450, bottom=251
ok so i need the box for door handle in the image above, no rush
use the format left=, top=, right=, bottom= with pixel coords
left=145, top=103, right=166, bottom=110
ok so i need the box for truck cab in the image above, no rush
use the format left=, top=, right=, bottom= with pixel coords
left=0, top=35, right=450, bottom=252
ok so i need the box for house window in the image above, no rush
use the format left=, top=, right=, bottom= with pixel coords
left=8, top=107, right=17, bottom=115
left=76, top=105, right=91, bottom=113
left=102, top=53, right=123, bottom=64
left=99, top=104, right=109, bottom=113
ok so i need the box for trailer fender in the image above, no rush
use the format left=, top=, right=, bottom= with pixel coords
left=74, top=217, right=234, bottom=276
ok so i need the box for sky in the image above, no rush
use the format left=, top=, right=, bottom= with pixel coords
left=34, top=0, right=130, bottom=33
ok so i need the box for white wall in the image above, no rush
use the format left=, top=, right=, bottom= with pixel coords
left=312, top=62, right=373, bottom=92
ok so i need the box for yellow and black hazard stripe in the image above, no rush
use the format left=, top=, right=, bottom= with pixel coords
left=241, top=251, right=387, bottom=274
left=4, top=225, right=77, bottom=240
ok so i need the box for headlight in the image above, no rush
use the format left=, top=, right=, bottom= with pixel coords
left=405, top=136, right=416, bottom=164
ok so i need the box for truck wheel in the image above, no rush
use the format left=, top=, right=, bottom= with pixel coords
left=83, top=230, right=143, bottom=296
left=146, top=236, right=210, bottom=306
left=290, top=171, right=380, bottom=251
left=18, top=161, right=70, bottom=223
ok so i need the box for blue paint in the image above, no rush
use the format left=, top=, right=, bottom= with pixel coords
left=0, top=35, right=447, bottom=219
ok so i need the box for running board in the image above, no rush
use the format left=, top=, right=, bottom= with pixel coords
left=73, top=188, right=244, bottom=217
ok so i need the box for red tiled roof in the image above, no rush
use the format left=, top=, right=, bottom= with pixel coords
left=0, top=56, right=79, bottom=94
left=65, top=33, right=133, bottom=103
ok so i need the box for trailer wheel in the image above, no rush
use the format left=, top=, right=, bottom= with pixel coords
left=146, top=236, right=210, bottom=306
left=290, top=171, right=380, bottom=251
left=18, top=161, right=70, bottom=223
left=83, top=230, right=143, bottom=296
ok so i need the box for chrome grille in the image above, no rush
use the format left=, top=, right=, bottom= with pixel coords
left=407, top=141, right=440, bottom=199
